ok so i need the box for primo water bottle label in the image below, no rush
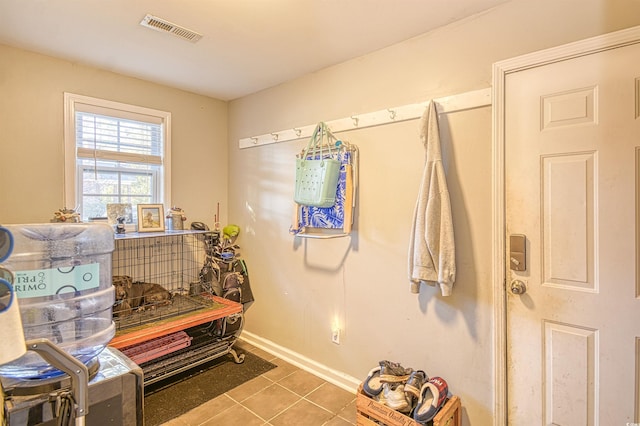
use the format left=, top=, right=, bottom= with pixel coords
left=13, top=264, right=100, bottom=298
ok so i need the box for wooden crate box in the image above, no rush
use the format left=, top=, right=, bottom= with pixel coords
left=356, top=384, right=461, bottom=426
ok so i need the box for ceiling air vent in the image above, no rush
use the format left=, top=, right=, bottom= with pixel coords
left=140, top=14, right=202, bottom=43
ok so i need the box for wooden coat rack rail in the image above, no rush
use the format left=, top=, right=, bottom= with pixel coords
left=238, top=87, right=491, bottom=149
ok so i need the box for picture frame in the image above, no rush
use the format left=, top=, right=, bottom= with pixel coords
left=137, top=204, right=165, bottom=233
left=106, top=203, right=133, bottom=225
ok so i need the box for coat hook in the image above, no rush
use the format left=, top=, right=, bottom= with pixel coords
left=251, top=137, right=258, bottom=144
left=294, top=128, right=302, bottom=137
left=388, top=109, right=396, bottom=120
left=351, top=116, right=359, bottom=127
left=271, top=133, right=279, bottom=141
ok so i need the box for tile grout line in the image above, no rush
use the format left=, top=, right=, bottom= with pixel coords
left=247, top=371, right=357, bottom=423
left=193, top=394, right=237, bottom=426
left=222, top=373, right=276, bottom=405
left=275, top=381, right=357, bottom=423
left=259, top=382, right=307, bottom=422
left=174, top=348, right=358, bottom=425
left=191, top=366, right=280, bottom=425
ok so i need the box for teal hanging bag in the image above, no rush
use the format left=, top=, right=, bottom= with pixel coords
left=294, top=122, right=341, bottom=208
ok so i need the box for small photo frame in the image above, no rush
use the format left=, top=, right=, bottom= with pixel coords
left=137, top=204, right=165, bottom=233
left=106, top=203, right=133, bottom=225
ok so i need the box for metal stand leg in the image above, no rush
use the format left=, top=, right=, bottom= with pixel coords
left=25, top=339, right=89, bottom=426
left=229, top=348, right=245, bottom=364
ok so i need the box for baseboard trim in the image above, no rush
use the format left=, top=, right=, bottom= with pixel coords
left=239, top=331, right=361, bottom=394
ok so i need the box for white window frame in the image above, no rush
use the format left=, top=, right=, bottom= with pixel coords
left=77, top=165, right=160, bottom=215
left=63, top=93, right=172, bottom=218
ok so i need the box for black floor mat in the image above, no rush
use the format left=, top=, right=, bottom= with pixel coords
left=143, top=351, right=276, bottom=426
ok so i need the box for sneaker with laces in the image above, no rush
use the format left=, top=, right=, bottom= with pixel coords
left=382, top=383, right=411, bottom=413
left=379, top=360, right=413, bottom=383
left=376, top=385, right=388, bottom=405
left=404, top=370, right=427, bottom=405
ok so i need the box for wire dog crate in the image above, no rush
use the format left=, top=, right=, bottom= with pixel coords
left=112, top=231, right=212, bottom=330
left=113, top=231, right=204, bottom=293
left=109, top=230, right=245, bottom=386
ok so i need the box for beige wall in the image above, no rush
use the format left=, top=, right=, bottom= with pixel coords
left=228, top=1, right=640, bottom=425
left=2, top=0, right=640, bottom=425
left=0, top=44, right=228, bottom=227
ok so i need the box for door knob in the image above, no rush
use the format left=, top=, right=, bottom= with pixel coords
left=510, top=280, right=527, bottom=295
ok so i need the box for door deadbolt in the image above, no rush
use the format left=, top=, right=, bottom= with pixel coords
left=510, top=280, right=527, bottom=295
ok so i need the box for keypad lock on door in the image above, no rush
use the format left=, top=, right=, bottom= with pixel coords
left=509, top=234, right=526, bottom=271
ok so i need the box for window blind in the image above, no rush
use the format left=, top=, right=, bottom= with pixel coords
left=75, top=111, right=163, bottom=166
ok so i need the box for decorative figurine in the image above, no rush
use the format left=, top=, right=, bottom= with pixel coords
left=52, top=208, right=81, bottom=223
left=115, top=216, right=127, bottom=234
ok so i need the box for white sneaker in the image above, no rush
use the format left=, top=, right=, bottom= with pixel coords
left=376, top=385, right=388, bottom=405
left=383, top=383, right=411, bottom=413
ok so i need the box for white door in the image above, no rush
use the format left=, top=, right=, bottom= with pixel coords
left=505, top=40, right=640, bottom=424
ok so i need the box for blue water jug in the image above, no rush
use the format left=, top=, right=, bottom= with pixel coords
left=0, top=223, right=115, bottom=379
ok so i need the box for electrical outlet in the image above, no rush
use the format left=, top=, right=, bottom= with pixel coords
left=332, top=328, right=340, bottom=345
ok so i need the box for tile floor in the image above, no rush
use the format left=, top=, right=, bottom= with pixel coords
left=160, top=340, right=357, bottom=426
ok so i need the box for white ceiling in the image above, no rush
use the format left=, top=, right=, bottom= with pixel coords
left=0, top=0, right=508, bottom=100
